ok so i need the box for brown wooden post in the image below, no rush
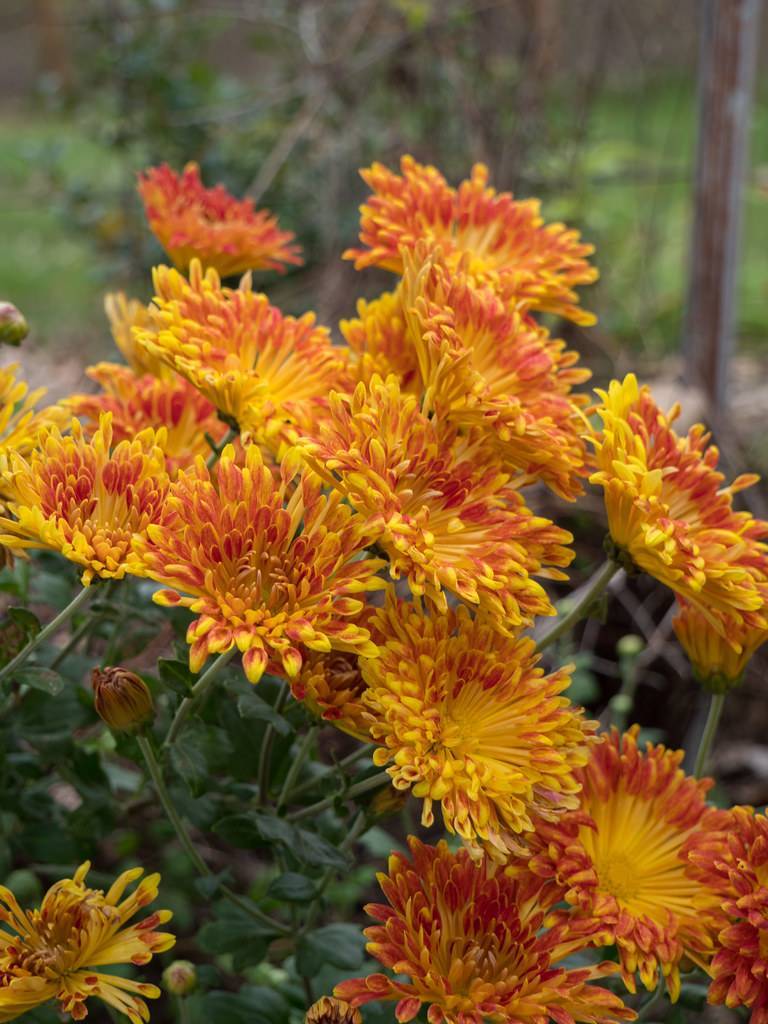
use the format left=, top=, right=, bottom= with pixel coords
left=683, top=0, right=761, bottom=410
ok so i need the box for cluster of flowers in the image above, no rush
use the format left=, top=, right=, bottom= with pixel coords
left=1, top=156, right=768, bottom=1024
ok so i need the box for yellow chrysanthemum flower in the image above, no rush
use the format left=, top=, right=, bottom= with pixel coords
left=66, top=363, right=229, bottom=477
left=291, top=649, right=371, bottom=741
left=299, top=374, right=574, bottom=632
left=0, top=861, right=174, bottom=1023
left=401, top=249, right=591, bottom=499
left=131, top=443, right=385, bottom=682
left=525, top=727, right=714, bottom=1002
left=133, top=260, right=348, bottom=448
left=335, top=838, right=632, bottom=1024
left=104, top=292, right=170, bottom=381
left=673, top=596, right=768, bottom=691
left=341, top=287, right=419, bottom=392
left=344, top=155, right=597, bottom=324
left=0, top=364, right=66, bottom=478
left=137, top=161, right=301, bottom=278
left=591, top=373, right=768, bottom=635
left=0, top=413, right=169, bottom=584
left=361, top=596, right=594, bottom=857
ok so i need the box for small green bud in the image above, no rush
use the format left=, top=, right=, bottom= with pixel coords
left=617, top=633, right=644, bottom=659
left=0, top=302, right=28, bottom=346
left=162, top=960, right=197, bottom=996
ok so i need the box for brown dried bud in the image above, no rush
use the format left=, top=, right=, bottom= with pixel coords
left=0, top=302, right=28, bottom=347
left=305, top=997, right=361, bottom=1024
left=162, top=960, right=197, bottom=996
left=92, top=666, right=154, bottom=732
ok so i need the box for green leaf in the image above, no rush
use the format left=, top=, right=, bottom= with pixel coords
left=296, top=922, right=365, bottom=977
left=157, top=658, right=195, bottom=695
left=7, top=607, right=41, bottom=638
left=15, top=667, right=64, bottom=696
left=294, top=826, right=350, bottom=871
left=169, top=722, right=209, bottom=795
left=189, top=986, right=287, bottom=1024
left=197, top=903, right=277, bottom=970
left=267, top=871, right=316, bottom=902
left=236, top=691, right=292, bottom=735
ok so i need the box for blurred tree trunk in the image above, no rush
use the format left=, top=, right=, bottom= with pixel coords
left=32, top=0, right=72, bottom=93
left=683, top=0, right=761, bottom=410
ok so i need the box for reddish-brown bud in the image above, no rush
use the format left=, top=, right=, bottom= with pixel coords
left=305, top=997, right=361, bottom=1024
left=92, top=666, right=154, bottom=732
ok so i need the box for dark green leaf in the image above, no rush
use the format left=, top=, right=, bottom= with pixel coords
left=294, top=826, right=350, bottom=871
left=267, top=871, right=316, bottom=902
left=189, top=986, right=287, bottom=1024
left=236, top=692, right=292, bottom=735
left=169, top=723, right=210, bottom=795
left=296, top=922, right=365, bottom=977
left=7, top=607, right=41, bottom=638
left=15, top=667, right=64, bottom=696
left=157, top=658, right=194, bottom=695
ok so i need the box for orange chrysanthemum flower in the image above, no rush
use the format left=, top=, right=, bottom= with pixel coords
left=341, top=288, right=418, bottom=392
left=344, top=155, right=597, bottom=324
left=335, top=837, right=632, bottom=1024
left=591, top=374, right=768, bottom=635
left=0, top=414, right=169, bottom=584
left=0, top=861, right=174, bottom=1024
left=525, top=727, right=714, bottom=1001
left=137, top=161, right=301, bottom=277
left=67, top=363, right=228, bottom=476
left=104, top=292, right=170, bottom=381
left=673, top=595, right=768, bottom=691
left=685, top=805, right=768, bottom=1023
left=361, top=597, right=593, bottom=857
left=306, top=997, right=362, bottom=1024
left=134, top=260, right=348, bottom=447
left=401, top=250, right=591, bottom=499
left=131, top=443, right=384, bottom=682
left=299, top=375, right=573, bottom=632
left=0, top=365, right=67, bottom=478
left=291, top=649, right=371, bottom=741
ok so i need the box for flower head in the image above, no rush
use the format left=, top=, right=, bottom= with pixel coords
left=131, top=443, right=384, bottom=682
left=299, top=374, right=574, bottom=632
left=685, top=805, right=768, bottom=1023
left=0, top=365, right=67, bottom=480
left=401, top=250, right=591, bottom=499
left=345, top=156, right=597, bottom=324
left=306, top=997, right=361, bottom=1024
left=291, top=648, right=371, bottom=741
left=134, top=261, right=348, bottom=448
left=591, top=374, right=768, bottom=636
left=673, top=596, right=768, bottom=692
left=67, top=363, right=228, bottom=476
left=362, top=597, right=594, bottom=857
left=137, top=161, right=301, bottom=277
left=0, top=861, right=174, bottom=1024
left=104, top=292, right=170, bottom=381
left=525, top=727, right=714, bottom=1001
left=335, top=837, right=632, bottom=1024
left=341, top=287, right=419, bottom=392
left=0, top=414, right=169, bottom=584
left=92, top=667, right=155, bottom=733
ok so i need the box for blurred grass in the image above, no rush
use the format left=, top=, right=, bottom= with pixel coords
left=1, top=74, right=767, bottom=358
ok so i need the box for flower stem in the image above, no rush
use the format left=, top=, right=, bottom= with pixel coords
left=287, top=771, right=391, bottom=823
left=535, top=559, right=620, bottom=653
left=206, top=427, right=238, bottom=469
left=636, top=978, right=666, bottom=1021
left=256, top=683, right=290, bottom=806
left=694, top=691, right=726, bottom=778
left=164, top=648, right=237, bottom=749
left=136, top=734, right=291, bottom=935
left=284, top=742, right=377, bottom=802
left=0, top=585, right=92, bottom=684
left=277, top=726, right=318, bottom=810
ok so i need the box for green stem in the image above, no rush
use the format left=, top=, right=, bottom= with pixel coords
left=302, top=810, right=369, bottom=934
left=164, top=649, right=237, bottom=749
left=535, top=559, right=620, bottom=653
left=0, top=585, right=92, bottom=684
left=636, top=978, right=666, bottom=1021
left=256, top=683, right=290, bottom=806
left=206, top=427, right=238, bottom=469
left=694, top=691, right=726, bottom=778
left=277, top=726, right=317, bottom=810
left=287, top=771, right=390, bottom=823
left=49, top=614, right=98, bottom=670
left=136, top=734, right=291, bottom=935
left=284, top=742, right=377, bottom=802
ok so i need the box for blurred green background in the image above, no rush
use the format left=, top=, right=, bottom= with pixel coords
left=0, top=0, right=767, bottom=372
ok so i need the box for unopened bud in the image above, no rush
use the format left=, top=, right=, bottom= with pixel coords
left=162, top=960, right=197, bottom=996
left=305, top=997, right=361, bottom=1024
left=0, top=302, right=28, bottom=346
left=617, top=633, right=643, bottom=659
left=92, top=666, right=154, bottom=732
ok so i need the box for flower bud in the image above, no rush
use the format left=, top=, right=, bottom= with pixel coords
left=162, top=959, right=197, bottom=996
left=92, top=667, right=154, bottom=733
left=305, top=997, right=361, bottom=1024
left=0, top=302, right=28, bottom=346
